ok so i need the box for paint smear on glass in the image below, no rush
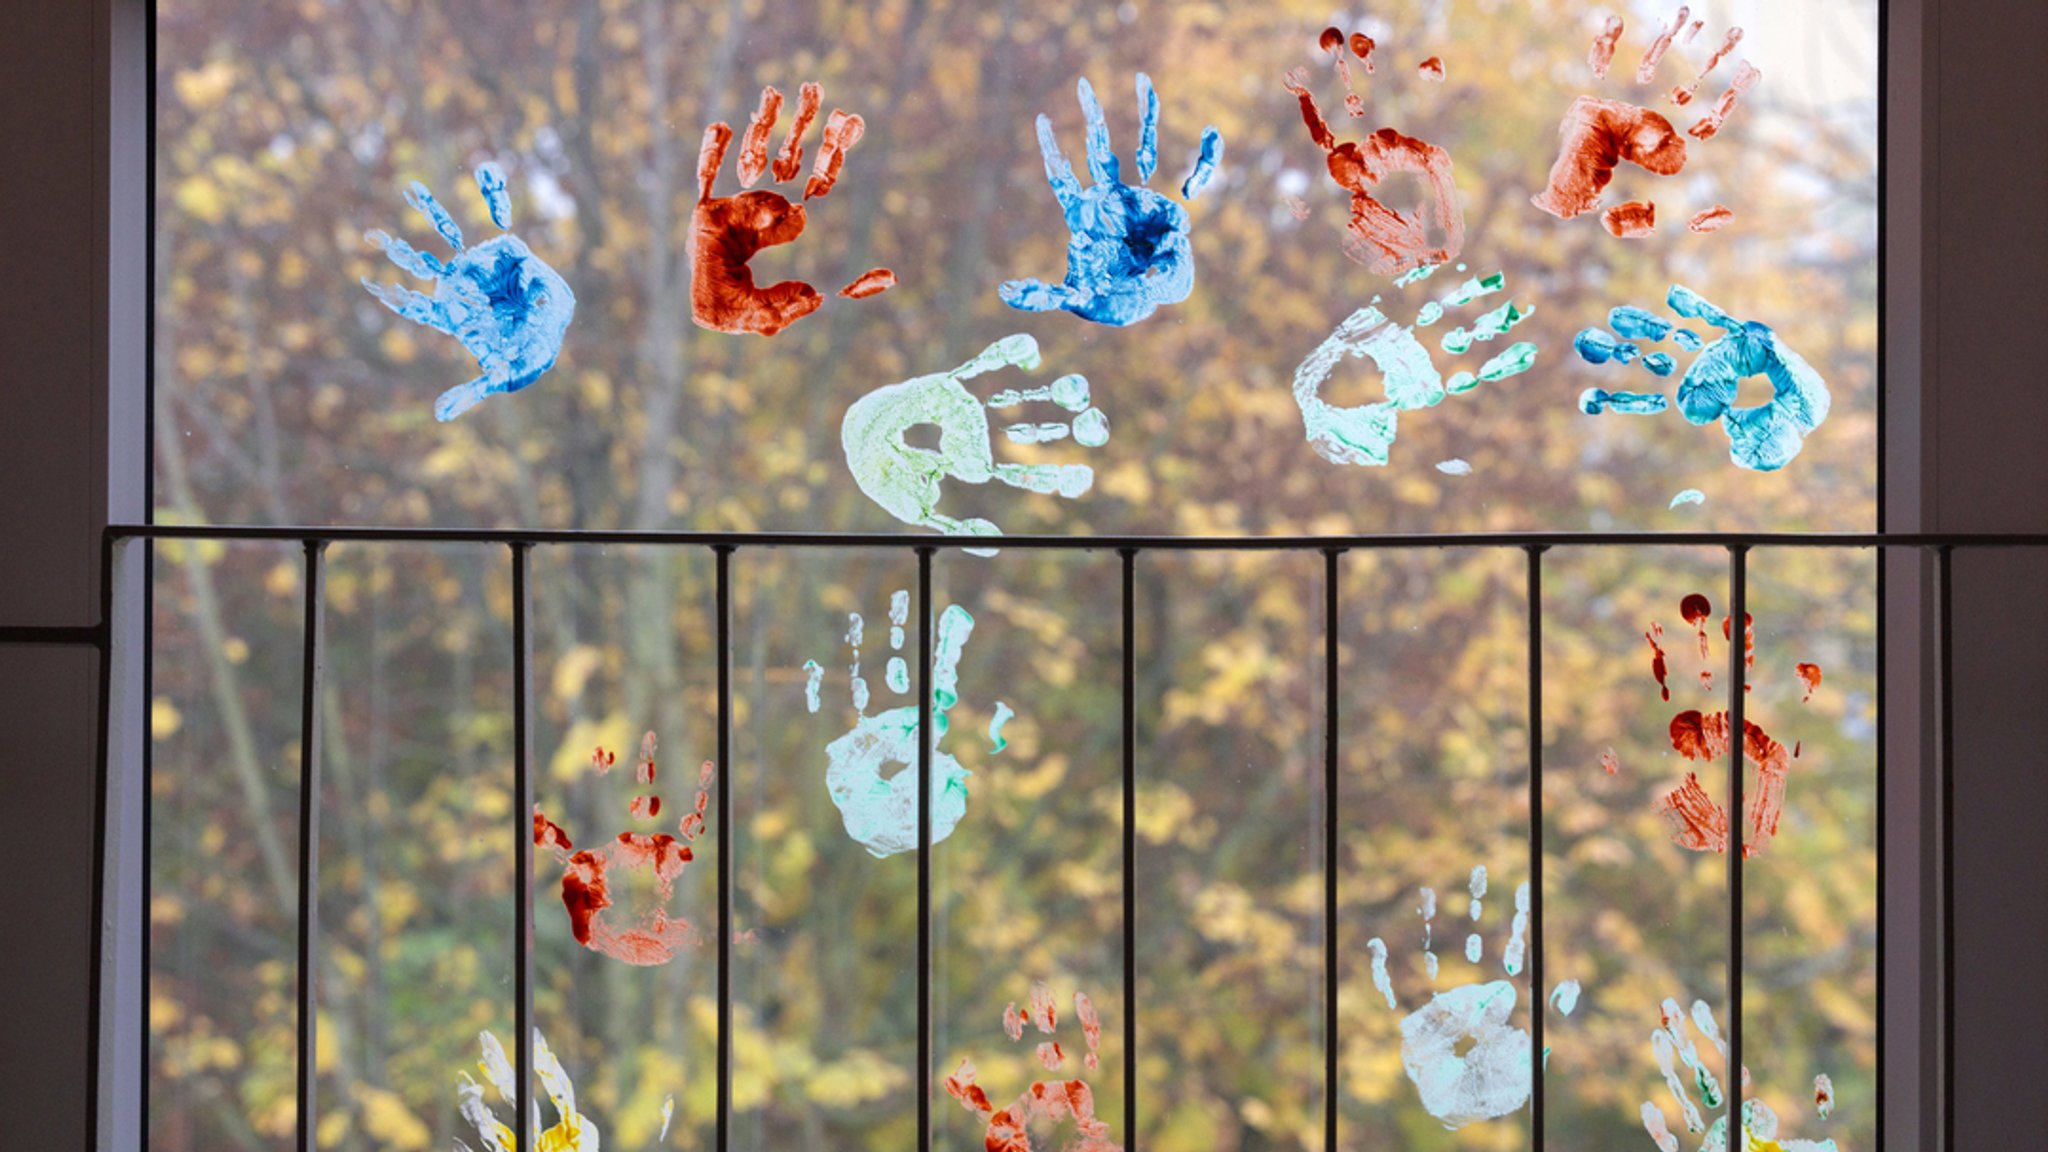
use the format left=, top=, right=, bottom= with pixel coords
left=1636, top=6, right=1691, bottom=84
left=1000, top=73, right=1222, bottom=326
left=1436, top=458, right=1472, bottom=476
left=1550, top=979, right=1582, bottom=1017
left=1689, top=61, right=1762, bottom=141
left=1688, top=204, right=1735, bottom=233
left=1601, top=747, right=1620, bottom=775
left=455, top=1028, right=601, bottom=1151
left=818, top=602, right=992, bottom=857
left=1798, top=663, right=1822, bottom=703
left=947, top=983, right=1120, bottom=1152
left=844, top=334, right=1103, bottom=553
left=535, top=736, right=715, bottom=965
left=1368, top=937, right=1397, bottom=1009
left=362, top=163, right=576, bottom=422
left=1501, top=881, right=1530, bottom=977
left=1603, top=200, right=1658, bottom=239
left=1670, top=488, right=1706, bottom=509
left=1575, top=285, right=1831, bottom=472
left=1418, top=57, right=1445, bottom=82
left=659, top=1095, right=674, bottom=1140
left=691, top=82, right=891, bottom=336
left=1671, top=28, right=1744, bottom=105
left=1293, top=270, right=1537, bottom=466
left=1589, top=16, right=1626, bottom=78
left=1285, top=29, right=1464, bottom=276
left=989, top=701, right=1015, bottom=752
left=803, top=659, right=824, bottom=713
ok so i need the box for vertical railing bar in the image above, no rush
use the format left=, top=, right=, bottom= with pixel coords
left=1525, top=545, right=1547, bottom=1152
left=1934, top=545, right=1954, bottom=1152
left=510, top=543, right=535, bottom=1152
left=917, top=545, right=935, bottom=1152
left=1322, top=548, right=1341, bottom=1152
left=87, top=534, right=118, bottom=1152
left=294, top=540, right=327, bottom=1152
left=1725, top=545, right=1749, bottom=1146
left=715, top=544, right=735, bottom=1152
left=1120, top=547, right=1138, bottom=1150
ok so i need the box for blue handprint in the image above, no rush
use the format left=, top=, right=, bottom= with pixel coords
left=1574, top=285, right=1830, bottom=472
left=361, top=163, right=576, bottom=422
left=1000, top=74, right=1224, bottom=327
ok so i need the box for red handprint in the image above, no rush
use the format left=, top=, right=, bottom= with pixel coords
left=946, top=982, right=1117, bottom=1152
left=691, top=82, right=895, bottom=336
left=532, top=731, right=715, bottom=965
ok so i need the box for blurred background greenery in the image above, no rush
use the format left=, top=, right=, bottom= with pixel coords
left=148, top=0, right=1878, bottom=1148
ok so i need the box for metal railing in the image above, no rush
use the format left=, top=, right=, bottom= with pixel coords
left=84, top=524, right=2048, bottom=1151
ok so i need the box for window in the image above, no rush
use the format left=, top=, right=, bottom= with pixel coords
left=144, top=2, right=1882, bottom=1150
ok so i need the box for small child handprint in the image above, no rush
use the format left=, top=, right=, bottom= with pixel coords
left=1293, top=264, right=1537, bottom=467
left=531, top=730, right=715, bottom=965
left=1000, top=73, right=1224, bottom=327
left=1639, top=996, right=1839, bottom=1152
left=1575, top=285, right=1830, bottom=472
left=1366, top=864, right=1582, bottom=1130
left=1532, top=8, right=1762, bottom=238
left=841, top=334, right=1108, bottom=554
left=455, top=1028, right=601, bottom=1152
left=805, top=594, right=1008, bottom=858
left=691, top=81, right=895, bottom=337
left=361, top=163, right=576, bottom=422
left=945, top=981, right=1118, bottom=1152
left=1284, top=27, right=1465, bottom=277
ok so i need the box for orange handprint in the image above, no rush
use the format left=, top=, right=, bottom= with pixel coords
left=532, top=731, right=715, bottom=965
left=1532, top=8, right=1762, bottom=239
left=946, top=982, right=1117, bottom=1152
left=691, top=82, right=895, bottom=336
left=1283, top=26, right=1465, bottom=278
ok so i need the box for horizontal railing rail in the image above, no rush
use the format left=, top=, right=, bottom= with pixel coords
left=93, top=524, right=2039, bottom=1151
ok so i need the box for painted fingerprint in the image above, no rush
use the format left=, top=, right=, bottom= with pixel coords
left=690, top=81, right=892, bottom=336
left=1285, top=28, right=1465, bottom=276
left=1532, top=9, right=1763, bottom=239
left=361, top=163, right=576, bottom=421
left=1293, top=267, right=1537, bottom=467
left=843, top=335, right=1105, bottom=551
left=1637, top=594, right=1823, bottom=859
left=1574, top=286, right=1831, bottom=472
left=532, top=733, right=715, bottom=965
left=1000, top=73, right=1224, bottom=326
left=946, top=982, right=1120, bottom=1152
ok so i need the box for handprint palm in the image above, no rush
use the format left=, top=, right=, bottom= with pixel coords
left=691, top=82, right=894, bottom=336
left=1365, top=864, right=1582, bottom=1130
left=1293, top=265, right=1537, bottom=467
left=1001, top=74, right=1223, bottom=327
left=531, top=731, right=714, bottom=965
left=945, top=981, right=1117, bottom=1152
left=842, top=334, right=1108, bottom=553
left=806, top=595, right=1006, bottom=858
left=362, top=163, right=575, bottom=422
